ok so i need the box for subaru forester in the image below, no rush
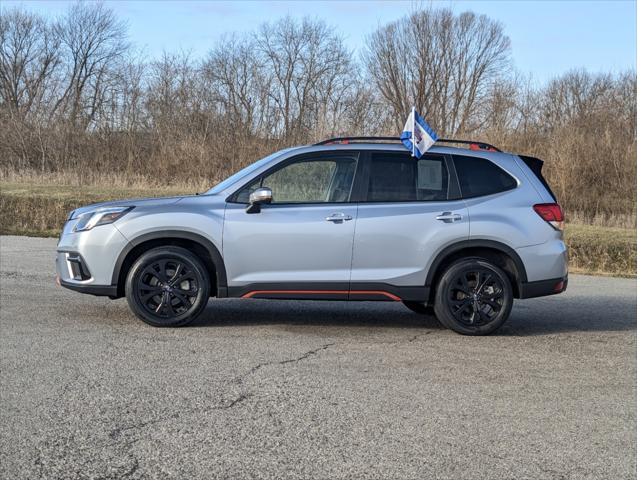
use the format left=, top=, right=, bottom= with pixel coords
left=56, top=137, right=568, bottom=335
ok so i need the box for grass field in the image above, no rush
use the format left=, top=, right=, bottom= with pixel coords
left=1, top=181, right=635, bottom=277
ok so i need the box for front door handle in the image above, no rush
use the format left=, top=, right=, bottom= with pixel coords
left=436, top=212, right=462, bottom=223
left=326, top=213, right=353, bottom=223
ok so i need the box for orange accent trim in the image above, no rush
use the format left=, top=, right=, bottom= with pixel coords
left=241, top=290, right=401, bottom=301
left=350, top=290, right=402, bottom=301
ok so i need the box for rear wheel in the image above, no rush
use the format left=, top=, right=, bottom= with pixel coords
left=402, top=301, right=434, bottom=315
left=433, top=258, right=513, bottom=335
left=125, top=247, right=210, bottom=327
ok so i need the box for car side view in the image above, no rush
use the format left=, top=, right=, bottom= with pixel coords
left=56, top=137, right=568, bottom=335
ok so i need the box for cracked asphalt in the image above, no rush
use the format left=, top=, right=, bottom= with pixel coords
left=1, top=235, right=636, bottom=479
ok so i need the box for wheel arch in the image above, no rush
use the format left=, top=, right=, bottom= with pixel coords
left=112, top=231, right=227, bottom=298
left=425, top=240, right=527, bottom=300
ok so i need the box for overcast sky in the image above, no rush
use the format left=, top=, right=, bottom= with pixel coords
left=4, top=0, right=636, bottom=84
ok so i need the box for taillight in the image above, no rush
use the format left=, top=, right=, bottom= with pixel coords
left=533, top=203, right=564, bottom=231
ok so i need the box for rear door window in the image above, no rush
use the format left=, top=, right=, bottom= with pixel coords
left=453, top=155, right=517, bottom=198
left=366, top=153, right=449, bottom=202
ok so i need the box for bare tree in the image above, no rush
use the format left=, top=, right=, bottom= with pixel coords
left=52, top=2, right=128, bottom=129
left=0, top=9, right=60, bottom=119
left=364, top=8, right=511, bottom=135
left=255, top=16, right=352, bottom=141
left=202, top=35, right=268, bottom=135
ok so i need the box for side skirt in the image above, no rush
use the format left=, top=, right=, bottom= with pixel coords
left=227, top=283, right=429, bottom=302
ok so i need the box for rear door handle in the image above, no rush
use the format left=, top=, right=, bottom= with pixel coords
left=326, top=213, right=353, bottom=223
left=436, top=212, right=462, bottom=223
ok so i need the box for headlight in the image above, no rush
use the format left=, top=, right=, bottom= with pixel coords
left=73, top=206, right=133, bottom=232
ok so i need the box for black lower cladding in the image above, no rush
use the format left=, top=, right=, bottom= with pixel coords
left=60, top=276, right=565, bottom=302
left=519, top=276, right=568, bottom=299
left=227, top=282, right=429, bottom=301
left=59, top=279, right=118, bottom=297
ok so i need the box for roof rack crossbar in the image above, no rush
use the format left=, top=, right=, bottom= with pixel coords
left=313, top=136, right=501, bottom=152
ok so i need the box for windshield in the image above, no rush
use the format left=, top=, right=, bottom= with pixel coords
left=206, top=148, right=295, bottom=195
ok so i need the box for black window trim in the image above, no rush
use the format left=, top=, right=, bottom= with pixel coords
left=226, top=150, right=364, bottom=205
left=451, top=154, right=519, bottom=199
left=357, top=150, right=461, bottom=204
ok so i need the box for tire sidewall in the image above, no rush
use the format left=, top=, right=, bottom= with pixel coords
left=125, top=247, right=210, bottom=327
left=434, top=258, right=513, bottom=335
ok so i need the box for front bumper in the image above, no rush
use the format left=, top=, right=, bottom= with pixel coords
left=56, top=221, right=128, bottom=296
left=58, top=278, right=118, bottom=297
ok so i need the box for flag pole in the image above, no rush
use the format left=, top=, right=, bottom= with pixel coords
left=411, top=106, right=415, bottom=157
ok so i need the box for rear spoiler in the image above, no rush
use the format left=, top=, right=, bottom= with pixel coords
left=518, top=155, right=557, bottom=202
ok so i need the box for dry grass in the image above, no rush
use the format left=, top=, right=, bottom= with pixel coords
left=565, top=224, right=636, bottom=277
left=2, top=180, right=635, bottom=277
left=0, top=169, right=213, bottom=192
left=0, top=181, right=194, bottom=237
left=566, top=211, right=636, bottom=230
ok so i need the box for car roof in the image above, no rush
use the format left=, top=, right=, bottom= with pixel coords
left=288, top=142, right=513, bottom=160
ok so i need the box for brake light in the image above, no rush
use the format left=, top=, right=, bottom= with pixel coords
left=533, top=203, right=564, bottom=231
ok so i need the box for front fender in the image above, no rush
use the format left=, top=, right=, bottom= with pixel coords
left=112, top=200, right=227, bottom=295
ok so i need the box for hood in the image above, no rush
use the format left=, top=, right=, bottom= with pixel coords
left=69, top=195, right=189, bottom=219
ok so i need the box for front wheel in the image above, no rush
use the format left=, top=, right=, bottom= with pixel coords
left=433, top=258, right=513, bottom=335
left=125, top=247, right=210, bottom=327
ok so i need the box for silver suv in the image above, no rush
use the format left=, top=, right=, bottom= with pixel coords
left=56, top=137, right=568, bottom=335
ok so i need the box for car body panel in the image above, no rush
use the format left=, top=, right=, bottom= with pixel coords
left=69, top=195, right=184, bottom=219
left=517, top=238, right=568, bottom=282
left=351, top=200, right=469, bottom=285
left=223, top=202, right=358, bottom=284
left=114, top=194, right=226, bottom=255
left=56, top=223, right=128, bottom=286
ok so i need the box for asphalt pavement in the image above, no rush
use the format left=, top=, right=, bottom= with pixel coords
left=1, top=235, right=635, bottom=479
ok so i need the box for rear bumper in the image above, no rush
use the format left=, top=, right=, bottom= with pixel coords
left=519, top=275, right=568, bottom=299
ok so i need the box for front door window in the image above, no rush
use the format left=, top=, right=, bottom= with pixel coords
left=235, top=154, right=358, bottom=204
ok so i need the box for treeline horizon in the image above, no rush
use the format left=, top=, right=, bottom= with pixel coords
left=1, top=2, right=635, bottom=221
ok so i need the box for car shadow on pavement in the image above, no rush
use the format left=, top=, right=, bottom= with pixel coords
left=190, top=294, right=637, bottom=336
left=192, top=299, right=446, bottom=331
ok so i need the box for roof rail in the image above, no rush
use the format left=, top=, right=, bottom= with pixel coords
left=313, top=136, right=501, bottom=152
left=313, top=136, right=400, bottom=145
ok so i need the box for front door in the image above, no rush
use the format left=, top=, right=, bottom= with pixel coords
left=223, top=152, right=360, bottom=298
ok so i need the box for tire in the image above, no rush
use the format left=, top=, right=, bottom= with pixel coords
left=403, top=301, right=434, bottom=316
left=433, top=258, right=513, bottom=335
left=125, top=246, right=210, bottom=327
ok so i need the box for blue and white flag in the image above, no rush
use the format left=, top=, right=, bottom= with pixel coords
left=400, top=108, right=438, bottom=158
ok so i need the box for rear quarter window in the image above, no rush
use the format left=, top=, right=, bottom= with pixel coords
left=453, top=155, right=517, bottom=198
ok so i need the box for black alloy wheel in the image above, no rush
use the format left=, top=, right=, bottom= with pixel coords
left=433, top=258, right=513, bottom=335
left=125, top=247, right=210, bottom=327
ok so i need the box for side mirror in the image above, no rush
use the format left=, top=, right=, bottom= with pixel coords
left=246, top=187, right=272, bottom=214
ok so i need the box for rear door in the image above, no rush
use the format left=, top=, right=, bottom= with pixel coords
left=350, top=151, right=469, bottom=298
